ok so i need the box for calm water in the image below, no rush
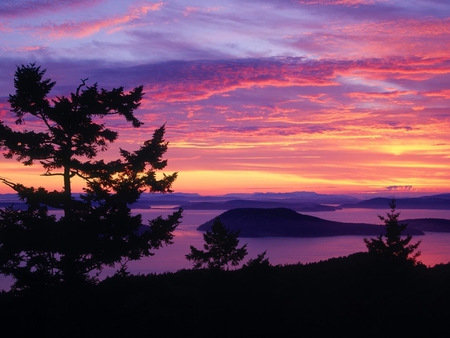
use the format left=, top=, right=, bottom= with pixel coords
left=122, top=208, right=450, bottom=273
left=1, top=208, right=450, bottom=290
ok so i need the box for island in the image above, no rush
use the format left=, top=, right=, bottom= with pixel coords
left=196, top=207, right=450, bottom=237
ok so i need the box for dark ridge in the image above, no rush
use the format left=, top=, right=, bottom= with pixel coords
left=427, top=193, right=450, bottom=199
left=403, top=218, right=450, bottom=232
left=243, top=191, right=360, bottom=204
left=179, top=200, right=337, bottom=211
left=340, top=196, right=450, bottom=209
left=197, top=207, right=424, bottom=237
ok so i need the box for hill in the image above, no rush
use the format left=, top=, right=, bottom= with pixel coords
left=197, top=207, right=425, bottom=237
left=340, top=195, right=450, bottom=209
left=403, top=218, right=450, bottom=232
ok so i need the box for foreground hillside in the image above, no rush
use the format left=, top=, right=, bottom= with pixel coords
left=1, top=253, right=450, bottom=337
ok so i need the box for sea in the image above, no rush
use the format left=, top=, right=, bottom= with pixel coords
left=1, top=207, right=450, bottom=291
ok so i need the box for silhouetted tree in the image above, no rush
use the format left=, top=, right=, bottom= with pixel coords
left=186, top=217, right=247, bottom=270
left=243, top=250, right=271, bottom=269
left=364, top=199, right=421, bottom=265
left=0, top=63, right=182, bottom=291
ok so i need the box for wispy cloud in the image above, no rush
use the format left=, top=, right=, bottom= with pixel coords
left=33, top=2, right=165, bottom=39
left=296, top=0, right=387, bottom=5
left=0, top=0, right=104, bottom=18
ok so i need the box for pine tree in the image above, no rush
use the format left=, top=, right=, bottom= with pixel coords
left=186, top=217, right=248, bottom=270
left=0, top=64, right=182, bottom=290
left=364, top=199, right=421, bottom=265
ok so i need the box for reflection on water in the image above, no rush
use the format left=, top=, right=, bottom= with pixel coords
left=1, top=208, right=450, bottom=291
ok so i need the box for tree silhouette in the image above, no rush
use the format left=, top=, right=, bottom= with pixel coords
left=0, top=63, right=182, bottom=290
left=186, top=217, right=247, bottom=270
left=243, top=250, right=271, bottom=269
left=364, top=199, right=421, bottom=265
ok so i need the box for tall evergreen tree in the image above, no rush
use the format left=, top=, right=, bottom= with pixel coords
left=0, top=64, right=182, bottom=290
left=364, top=199, right=421, bottom=265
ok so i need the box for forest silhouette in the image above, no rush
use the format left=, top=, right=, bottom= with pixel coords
left=0, top=64, right=449, bottom=337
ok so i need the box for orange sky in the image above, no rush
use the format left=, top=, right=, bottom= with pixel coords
left=0, top=0, right=449, bottom=197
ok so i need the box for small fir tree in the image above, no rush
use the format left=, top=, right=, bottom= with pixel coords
left=186, top=217, right=248, bottom=270
left=364, top=199, right=421, bottom=265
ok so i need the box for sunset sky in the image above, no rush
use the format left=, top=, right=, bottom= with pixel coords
left=0, top=0, right=449, bottom=196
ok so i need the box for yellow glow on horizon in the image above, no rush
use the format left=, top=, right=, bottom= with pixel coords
left=375, top=161, right=449, bottom=169
left=0, top=165, right=448, bottom=196
left=170, top=170, right=450, bottom=195
left=380, top=143, right=447, bottom=156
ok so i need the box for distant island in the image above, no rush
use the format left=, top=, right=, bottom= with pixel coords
left=176, top=200, right=338, bottom=211
left=339, top=194, right=450, bottom=210
left=197, top=207, right=450, bottom=238
left=141, top=191, right=450, bottom=211
left=1, top=191, right=449, bottom=211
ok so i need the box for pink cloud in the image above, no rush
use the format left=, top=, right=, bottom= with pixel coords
left=297, top=93, right=334, bottom=104
left=344, top=17, right=450, bottom=38
left=346, top=91, right=417, bottom=101
left=35, top=2, right=165, bottom=39
left=0, top=0, right=104, bottom=18
left=0, top=102, right=10, bottom=118
left=183, top=6, right=199, bottom=16
left=1, top=45, right=46, bottom=53
left=126, top=56, right=450, bottom=108
left=140, top=58, right=341, bottom=103
left=183, top=5, right=223, bottom=16
left=422, top=89, right=450, bottom=99
left=329, top=17, right=450, bottom=58
left=0, top=23, right=12, bottom=32
left=336, top=57, right=450, bottom=82
left=296, top=0, right=385, bottom=5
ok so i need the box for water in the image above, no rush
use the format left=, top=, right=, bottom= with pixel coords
left=1, top=208, right=450, bottom=291
left=123, top=208, right=450, bottom=271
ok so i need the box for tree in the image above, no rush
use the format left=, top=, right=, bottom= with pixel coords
left=242, top=250, right=271, bottom=269
left=0, top=63, right=182, bottom=291
left=364, top=199, right=421, bottom=265
left=186, top=217, right=247, bottom=270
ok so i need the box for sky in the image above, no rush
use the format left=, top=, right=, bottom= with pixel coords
left=0, top=0, right=449, bottom=196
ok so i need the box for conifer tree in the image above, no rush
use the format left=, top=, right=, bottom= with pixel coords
left=364, top=199, right=421, bottom=265
left=0, top=64, right=182, bottom=290
left=186, top=217, right=247, bottom=270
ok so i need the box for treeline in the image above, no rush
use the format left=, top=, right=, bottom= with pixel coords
left=1, top=253, right=450, bottom=337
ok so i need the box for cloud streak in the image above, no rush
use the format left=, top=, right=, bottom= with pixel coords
left=33, top=2, right=165, bottom=39
left=0, top=0, right=103, bottom=18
